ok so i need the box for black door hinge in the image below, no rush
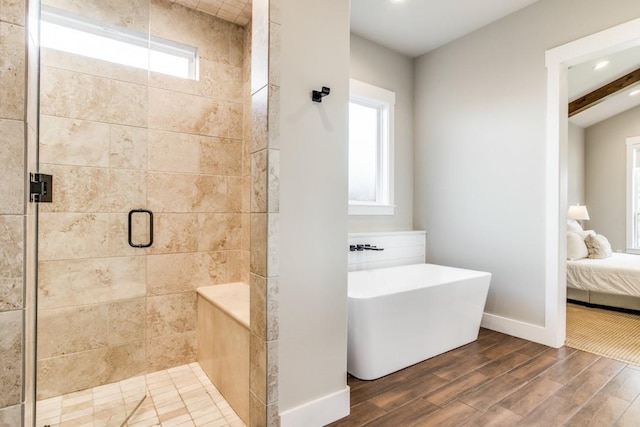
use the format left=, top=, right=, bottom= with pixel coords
left=30, top=173, right=53, bottom=203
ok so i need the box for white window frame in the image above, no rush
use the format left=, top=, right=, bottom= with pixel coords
left=626, top=136, right=640, bottom=254
left=348, top=79, right=395, bottom=215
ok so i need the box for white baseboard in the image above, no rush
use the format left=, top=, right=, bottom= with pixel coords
left=481, top=312, right=559, bottom=348
left=279, top=386, right=350, bottom=427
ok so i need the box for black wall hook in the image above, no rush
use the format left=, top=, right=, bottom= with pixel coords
left=312, top=86, right=331, bottom=102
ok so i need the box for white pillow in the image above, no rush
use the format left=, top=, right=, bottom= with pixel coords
left=567, top=220, right=583, bottom=233
left=585, top=234, right=613, bottom=259
left=567, top=231, right=589, bottom=260
left=576, top=229, right=596, bottom=239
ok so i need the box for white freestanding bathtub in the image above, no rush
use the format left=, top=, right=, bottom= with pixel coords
left=347, top=263, right=491, bottom=380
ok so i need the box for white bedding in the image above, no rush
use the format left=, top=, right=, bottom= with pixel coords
left=567, top=253, right=640, bottom=298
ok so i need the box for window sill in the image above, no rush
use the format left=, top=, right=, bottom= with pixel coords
left=349, top=204, right=395, bottom=216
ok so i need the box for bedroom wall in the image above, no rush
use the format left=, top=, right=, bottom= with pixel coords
left=585, top=104, right=640, bottom=251
left=568, top=123, right=585, bottom=207
left=349, top=34, right=414, bottom=233
left=413, top=0, right=640, bottom=329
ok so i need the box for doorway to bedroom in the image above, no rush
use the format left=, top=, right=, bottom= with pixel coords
left=562, top=35, right=640, bottom=366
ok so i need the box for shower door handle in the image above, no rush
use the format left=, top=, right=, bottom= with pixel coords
left=128, top=209, right=153, bottom=248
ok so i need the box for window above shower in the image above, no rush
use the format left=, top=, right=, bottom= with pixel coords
left=40, top=6, right=199, bottom=80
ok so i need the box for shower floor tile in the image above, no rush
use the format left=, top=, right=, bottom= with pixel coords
left=35, top=362, right=245, bottom=427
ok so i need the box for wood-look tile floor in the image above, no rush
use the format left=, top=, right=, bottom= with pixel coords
left=329, top=328, right=640, bottom=426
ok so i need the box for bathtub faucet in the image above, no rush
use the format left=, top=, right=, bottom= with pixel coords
left=350, top=244, right=384, bottom=252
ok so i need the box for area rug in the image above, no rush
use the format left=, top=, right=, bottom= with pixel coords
left=566, top=303, right=640, bottom=366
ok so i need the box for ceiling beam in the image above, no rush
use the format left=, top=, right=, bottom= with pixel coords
left=568, top=67, right=640, bottom=117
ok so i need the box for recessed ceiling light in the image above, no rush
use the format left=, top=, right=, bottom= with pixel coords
left=630, top=89, right=640, bottom=97
left=593, top=60, right=609, bottom=70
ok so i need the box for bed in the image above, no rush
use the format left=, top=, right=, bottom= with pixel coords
left=567, top=252, right=640, bottom=311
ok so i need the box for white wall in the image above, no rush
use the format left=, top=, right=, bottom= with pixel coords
left=278, top=0, right=350, bottom=423
left=413, top=0, right=640, bottom=329
left=349, top=34, right=414, bottom=232
left=568, top=123, right=585, bottom=206
left=585, top=104, right=640, bottom=250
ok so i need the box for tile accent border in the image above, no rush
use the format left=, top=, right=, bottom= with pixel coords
left=250, top=0, right=281, bottom=425
left=0, top=0, right=38, bottom=424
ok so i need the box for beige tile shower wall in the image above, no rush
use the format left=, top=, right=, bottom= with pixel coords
left=37, top=47, right=150, bottom=399
left=146, top=0, right=248, bottom=372
left=37, top=0, right=150, bottom=391
left=0, top=0, right=26, bottom=422
left=36, top=0, right=248, bottom=399
left=242, top=12, right=252, bottom=282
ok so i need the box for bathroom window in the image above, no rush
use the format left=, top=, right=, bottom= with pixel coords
left=349, top=79, right=395, bottom=215
left=40, top=6, right=199, bottom=80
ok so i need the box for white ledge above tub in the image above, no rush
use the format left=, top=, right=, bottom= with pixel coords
left=348, top=230, right=426, bottom=272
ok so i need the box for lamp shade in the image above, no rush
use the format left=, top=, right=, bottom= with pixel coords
left=567, top=205, right=590, bottom=221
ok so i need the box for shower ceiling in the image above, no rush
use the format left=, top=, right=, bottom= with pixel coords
left=171, top=0, right=252, bottom=26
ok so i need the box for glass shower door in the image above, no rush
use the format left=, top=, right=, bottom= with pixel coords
left=35, top=0, right=150, bottom=424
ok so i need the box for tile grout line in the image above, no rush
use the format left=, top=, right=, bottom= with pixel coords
left=35, top=363, right=244, bottom=427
